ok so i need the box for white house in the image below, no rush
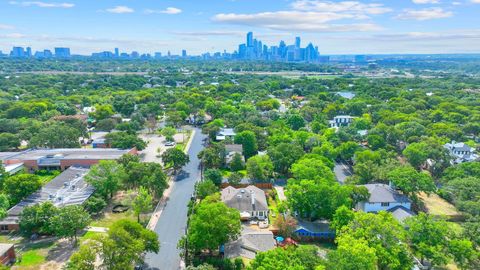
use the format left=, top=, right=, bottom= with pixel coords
left=216, top=128, right=236, bottom=141
left=221, top=186, right=269, bottom=221
left=329, top=115, right=355, bottom=128
left=356, top=184, right=411, bottom=213
left=444, top=141, right=478, bottom=164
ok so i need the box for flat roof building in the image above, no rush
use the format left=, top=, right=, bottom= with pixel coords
left=0, top=148, right=136, bottom=172
left=0, top=166, right=94, bottom=232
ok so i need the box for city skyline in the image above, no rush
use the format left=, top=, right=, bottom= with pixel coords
left=1, top=1, right=480, bottom=54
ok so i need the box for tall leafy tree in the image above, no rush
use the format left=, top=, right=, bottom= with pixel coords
left=132, top=187, right=153, bottom=223
left=162, top=148, right=190, bottom=173
left=234, top=130, right=258, bottom=159
left=4, top=174, right=42, bottom=205
left=85, top=160, right=127, bottom=200
left=51, top=205, right=91, bottom=243
left=182, top=195, right=240, bottom=254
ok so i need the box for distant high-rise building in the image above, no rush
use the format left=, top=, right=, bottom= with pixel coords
left=182, top=50, right=187, bottom=58
left=131, top=51, right=139, bottom=58
left=10, top=47, right=25, bottom=57
left=154, top=52, right=162, bottom=59
left=247, top=32, right=254, bottom=47
left=114, top=48, right=119, bottom=57
left=295, top=37, right=301, bottom=48
left=54, top=47, right=71, bottom=58
left=26, top=47, right=32, bottom=57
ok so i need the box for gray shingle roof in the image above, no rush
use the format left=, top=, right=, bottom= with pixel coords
left=362, top=184, right=410, bottom=204
left=387, top=205, right=415, bottom=223
left=224, top=227, right=275, bottom=259
left=221, top=186, right=268, bottom=213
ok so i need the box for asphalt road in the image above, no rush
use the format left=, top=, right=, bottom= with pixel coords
left=334, top=160, right=353, bottom=184
left=144, top=128, right=206, bottom=270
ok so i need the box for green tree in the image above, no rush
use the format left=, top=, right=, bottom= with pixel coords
left=196, top=180, right=218, bottom=199
left=268, top=142, right=304, bottom=175
left=290, top=157, right=335, bottom=183
left=105, top=132, right=146, bottom=150
left=66, top=243, right=97, bottom=270
left=246, top=155, right=274, bottom=182
left=388, top=166, right=436, bottom=202
left=204, top=169, right=223, bottom=186
left=250, top=245, right=322, bottom=270
left=286, top=114, right=306, bottom=130
left=340, top=211, right=413, bottom=270
left=99, top=219, right=159, bottom=270
left=19, top=202, right=58, bottom=236
left=448, top=238, right=479, bottom=270
left=234, top=131, right=258, bottom=159
left=83, top=195, right=107, bottom=215
left=132, top=187, right=153, bottom=223
left=405, top=213, right=450, bottom=267
left=95, top=118, right=117, bottom=132
left=229, top=153, right=245, bottom=171
left=327, top=234, right=377, bottom=270
left=93, top=104, right=114, bottom=121
left=228, top=172, right=243, bottom=186
left=0, top=133, right=20, bottom=151
left=183, top=196, right=240, bottom=254
left=30, top=122, right=82, bottom=148
left=162, top=148, right=190, bottom=173
left=85, top=160, right=127, bottom=200
left=4, top=174, right=42, bottom=205
left=331, top=205, right=355, bottom=234
left=51, top=205, right=91, bottom=243
left=403, top=142, right=430, bottom=169
left=161, top=127, right=177, bottom=142
left=337, top=141, right=361, bottom=161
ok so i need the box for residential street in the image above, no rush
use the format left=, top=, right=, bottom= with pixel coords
left=334, top=161, right=353, bottom=184
left=144, top=127, right=206, bottom=270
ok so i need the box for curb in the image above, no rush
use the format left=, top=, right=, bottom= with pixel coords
left=147, top=128, right=196, bottom=231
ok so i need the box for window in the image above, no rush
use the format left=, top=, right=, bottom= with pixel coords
left=0, top=225, right=8, bottom=231
left=381, top=202, right=390, bottom=207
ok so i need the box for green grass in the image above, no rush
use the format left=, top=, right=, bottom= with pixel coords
left=36, top=174, right=58, bottom=185
left=90, top=210, right=135, bottom=227
left=16, top=250, right=46, bottom=266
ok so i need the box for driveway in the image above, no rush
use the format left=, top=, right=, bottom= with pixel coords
left=143, top=128, right=206, bottom=270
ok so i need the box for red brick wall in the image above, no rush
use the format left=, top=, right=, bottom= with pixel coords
left=0, top=246, right=16, bottom=265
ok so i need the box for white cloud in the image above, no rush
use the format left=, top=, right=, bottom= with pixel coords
left=471, top=0, right=480, bottom=3
left=106, top=6, right=134, bottom=14
left=9, top=1, right=74, bottom=8
left=0, top=33, right=26, bottom=38
left=0, top=24, right=15, bottom=30
left=291, top=0, right=392, bottom=14
left=411, top=0, right=439, bottom=4
left=145, top=7, right=182, bottom=15
left=213, top=11, right=383, bottom=32
left=396, top=8, right=453, bottom=20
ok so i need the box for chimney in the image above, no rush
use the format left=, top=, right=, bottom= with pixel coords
left=251, top=190, right=255, bottom=210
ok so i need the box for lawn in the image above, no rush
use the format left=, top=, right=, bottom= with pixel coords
left=418, top=192, right=461, bottom=217
left=15, top=240, right=56, bottom=268
left=90, top=210, right=136, bottom=227
left=16, top=250, right=46, bottom=267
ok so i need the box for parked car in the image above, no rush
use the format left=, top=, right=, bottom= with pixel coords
left=165, top=141, right=176, bottom=146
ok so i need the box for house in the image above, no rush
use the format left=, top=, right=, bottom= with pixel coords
left=387, top=205, right=415, bottom=223
left=329, top=115, right=355, bottom=128
left=356, top=184, right=411, bottom=213
left=0, top=243, right=15, bottom=265
left=0, top=166, right=94, bottom=232
left=295, top=220, right=335, bottom=240
left=223, top=226, right=275, bottom=260
left=225, top=144, right=244, bottom=164
left=444, top=141, right=478, bottom=164
left=221, top=186, right=269, bottom=221
left=216, top=128, right=236, bottom=141
left=0, top=148, right=136, bottom=172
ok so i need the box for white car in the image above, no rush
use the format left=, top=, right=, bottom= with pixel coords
left=165, top=141, right=176, bottom=147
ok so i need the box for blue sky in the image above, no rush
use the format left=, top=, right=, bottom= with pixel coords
left=1, top=0, right=480, bottom=55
